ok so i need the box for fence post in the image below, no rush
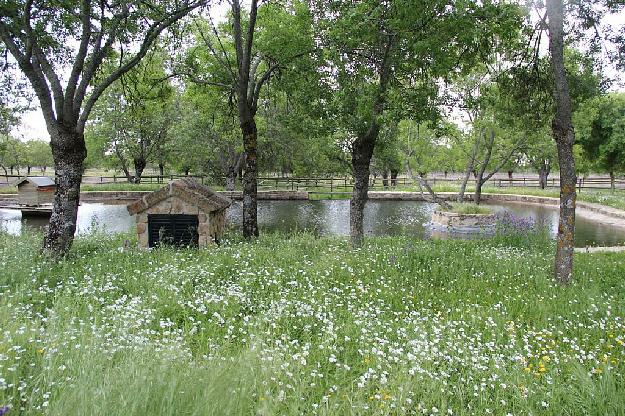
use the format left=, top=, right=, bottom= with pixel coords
left=114, top=174, right=117, bottom=183
left=330, top=179, right=333, bottom=199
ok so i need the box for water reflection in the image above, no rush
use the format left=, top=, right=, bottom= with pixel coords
left=1, top=200, right=624, bottom=247
left=0, top=203, right=134, bottom=236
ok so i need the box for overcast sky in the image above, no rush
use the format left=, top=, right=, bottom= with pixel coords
left=12, top=5, right=625, bottom=142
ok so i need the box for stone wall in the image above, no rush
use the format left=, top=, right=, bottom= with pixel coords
left=135, top=195, right=225, bottom=248
left=431, top=211, right=496, bottom=229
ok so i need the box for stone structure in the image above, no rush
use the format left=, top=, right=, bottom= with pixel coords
left=16, top=176, right=56, bottom=206
left=431, top=210, right=496, bottom=231
left=127, top=179, right=230, bottom=248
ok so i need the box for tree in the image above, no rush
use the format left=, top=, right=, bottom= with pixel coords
left=0, top=136, right=23, bottom=177
left=400, top=120, right=452, bottom=208
left=169, top=84, right=243, bottom=189
left=452, top=69, right=526, bottom=204
left=372, top=125, right=402, bottom=189
left=0, top=0, right=204, bottom=256
left=315, top=0, right=523, bottom=246
left=183, top=0, right=314, bottom=238
left=526, top=128, right=558, bottom=189
left=546, top=0, right=577, bottom=284
left=575, top=93, right=625, bottom=191
left=22, top=139, right=53, bottom=174
left=88, top=50, right=175, bottom=183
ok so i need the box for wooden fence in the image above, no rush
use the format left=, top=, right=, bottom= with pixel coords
left=2, top=173, right=624, bottom=192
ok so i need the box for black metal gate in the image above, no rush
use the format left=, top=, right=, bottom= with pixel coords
left=147, top=214, right=199, bottom=248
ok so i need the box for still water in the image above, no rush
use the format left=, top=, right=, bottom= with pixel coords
left=1, top=200, right=624, bottom=247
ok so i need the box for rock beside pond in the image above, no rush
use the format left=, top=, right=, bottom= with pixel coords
left=430, top=210, right=496, bottom=233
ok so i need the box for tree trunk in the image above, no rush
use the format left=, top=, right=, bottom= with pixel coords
left=382, top=171, right=389, bottom=189
left=225, top=167, right=237, bottom=192
left=390, top=170, right=398, bottom=187
left=241, top=118, right=259, bottom=239
left=406, top=161, right=451, bottom=210
left=610, top=171, right=615, bottom=192
left=350, top=135, right=376, bottom=247
left=508, top=170, right=513, bottom=185
left=472, top=130, right=496, bottom=205
left=122, top=168, right=133, bottom=183
left=547, top=0, right=576, bottom=284
left=458, top=161, right=474, bottom=203
left=459, top=135, right=481, bottom=203
left=184, top=168, right=190, bottom=176
left=538, top=163, right=550, bottom=189
left=114, top=146, right=133, bottom=183
left=473, top=177, right=484, bottom=205
left=42, top=128, right=87, bottom=257
left=27, top=166, right=31, bottom=175
left=133, top=157, right=146, bottom=184
left=159, top=163, right=164, bottom=178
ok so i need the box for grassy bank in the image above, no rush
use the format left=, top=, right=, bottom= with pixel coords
left=0, top=231, right=623, bottom=415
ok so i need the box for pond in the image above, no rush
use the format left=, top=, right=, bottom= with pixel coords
left=1, top=200, right=624, bottom=247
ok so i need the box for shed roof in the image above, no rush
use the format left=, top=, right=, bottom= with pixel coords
left=16, top=176, right=56, bottom=188
left=127, top=178, right=231, bottom=215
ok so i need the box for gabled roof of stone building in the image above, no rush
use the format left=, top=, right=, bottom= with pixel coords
left=127, top=178, right=231, bottom=215
left=16, top=176, right=56, bottom=188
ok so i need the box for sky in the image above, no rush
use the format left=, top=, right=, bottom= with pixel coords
left=11, top=4, right=625, bottom=142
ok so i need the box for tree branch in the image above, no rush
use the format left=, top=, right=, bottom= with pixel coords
left=78, top=1, right=202, bottom=133
left=64, top=0, right=92, bottom=123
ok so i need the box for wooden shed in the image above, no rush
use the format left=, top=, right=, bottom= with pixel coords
left=16, top=176, right=56, bottom=206
left=127, top=179, right=231, bottom=248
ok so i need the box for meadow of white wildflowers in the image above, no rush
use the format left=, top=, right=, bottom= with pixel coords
left=0, top=230, right=624, bottom=415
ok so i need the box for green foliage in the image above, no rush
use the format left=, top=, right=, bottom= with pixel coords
left=1, top=232, right=625, bottom=414
left=21, top=139, right=53, bottom=169
left=0, top=135, right=23, bottom=173
left=575, top=93, right=625, bottom=174
left=86, top=49, right=175, bottom=178
left=447, top=203, right=493, bottom=215
left=168, top=83, right=241, bottom=178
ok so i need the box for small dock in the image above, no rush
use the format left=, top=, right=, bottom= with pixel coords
left=3, top=204, right=53, bottom=216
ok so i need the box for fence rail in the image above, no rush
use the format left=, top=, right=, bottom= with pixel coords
left=2, top=173, right=625, bottom=192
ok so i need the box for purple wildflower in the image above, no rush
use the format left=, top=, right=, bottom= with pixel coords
left=495, top=212, right=547, bottom=236
left=0, top=405, right=10, bottom=416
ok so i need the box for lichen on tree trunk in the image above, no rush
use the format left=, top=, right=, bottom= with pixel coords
left=43, top=128, right=87, bottom=257
left=241, top=119, right=259, bottom=239
left=547, top=0, right=576, bottom=284
left=350, top=159, right=371, bottom=248
left=350, top=135, right=376, bottom=248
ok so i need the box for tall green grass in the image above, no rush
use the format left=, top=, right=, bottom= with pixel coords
left=0, top=230, right=624, bottom=415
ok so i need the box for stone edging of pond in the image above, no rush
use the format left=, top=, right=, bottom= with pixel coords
left=369, top=191, right=625, bottom=229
